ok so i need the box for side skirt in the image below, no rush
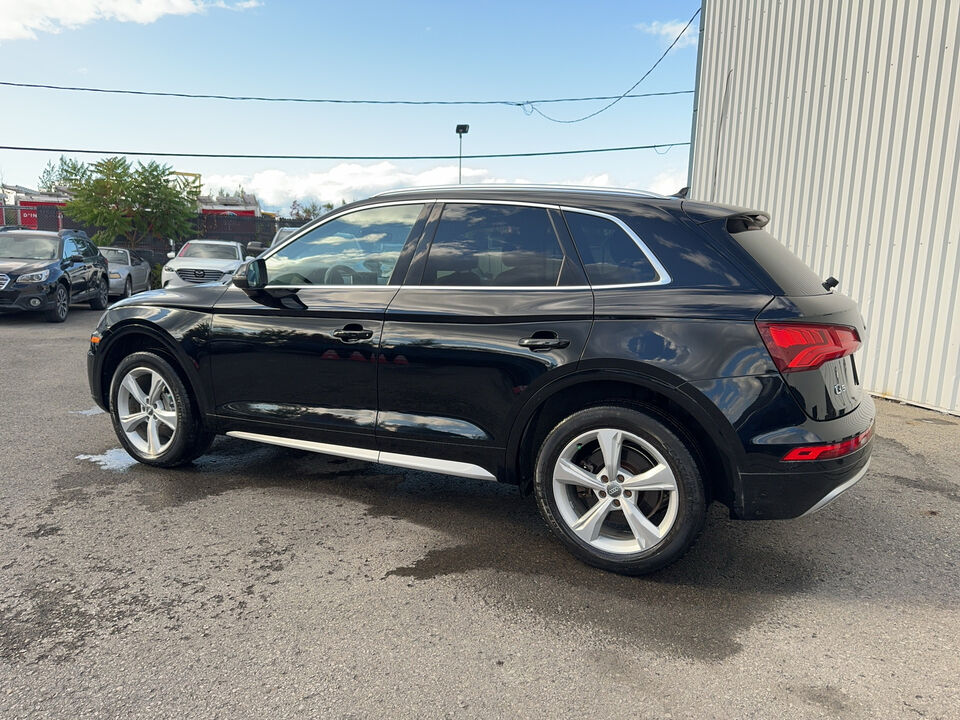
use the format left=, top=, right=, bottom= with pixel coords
left=225, top=430, right=497, bottom=481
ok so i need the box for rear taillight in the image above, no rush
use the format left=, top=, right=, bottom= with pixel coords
left=756, top=322, right=860, bottom=373
left=782, top=425, right=873, bottom=461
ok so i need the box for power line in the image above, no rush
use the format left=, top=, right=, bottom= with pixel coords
left=0, top=80, right=692, bottom=107
left=0, top=142, right=689, bottom=161
left=531, top=7, right=701, bottom=123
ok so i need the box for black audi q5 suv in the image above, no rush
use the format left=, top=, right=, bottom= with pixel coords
left=87, top=185, right=873, bottom=574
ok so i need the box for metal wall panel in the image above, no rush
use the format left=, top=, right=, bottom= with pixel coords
left=690, top=0, right=960, bottom=414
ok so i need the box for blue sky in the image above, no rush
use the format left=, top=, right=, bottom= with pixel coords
left=0, top=1, right=700, bottom=212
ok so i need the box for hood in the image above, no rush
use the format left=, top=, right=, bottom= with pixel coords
left=0, top=258, right=55, bottom=275
left=165, top=256, right=241, bottom=271
left=110, top=282, right=233, bottom=311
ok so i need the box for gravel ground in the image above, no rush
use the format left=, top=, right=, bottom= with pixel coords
left=1, top=307, right=958, bottom=719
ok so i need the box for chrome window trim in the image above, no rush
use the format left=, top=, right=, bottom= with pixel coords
left=226, top=430, right=496, bottom=481
left=256, top=198, right=672, bottom=291
left=560, top=206, right=672, bottom=287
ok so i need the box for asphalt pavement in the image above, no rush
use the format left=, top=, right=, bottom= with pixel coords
left=1, top=306, right=958, bottom=719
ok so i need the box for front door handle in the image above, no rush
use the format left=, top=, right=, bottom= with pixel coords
left=518, top=332, right=570, bottom=352
left=333, top=324, right=374, bottom=343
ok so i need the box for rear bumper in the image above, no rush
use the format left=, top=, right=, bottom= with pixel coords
left=800, top=458, right=871, bottom=516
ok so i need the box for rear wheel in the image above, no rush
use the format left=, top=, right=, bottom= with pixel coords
left=44, top=283, right=69, bottom=323
left=109, top=351, right=214, bottom=467
left=533, top=405, right=706, bottom=575
left=89, top=275, right=109, bottom=309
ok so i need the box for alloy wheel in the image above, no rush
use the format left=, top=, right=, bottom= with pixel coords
left=55, top=286, right=68, bottom=319
left=116, top=367, right=178, bottom=458
left=552, top=428, right=679, bottom=554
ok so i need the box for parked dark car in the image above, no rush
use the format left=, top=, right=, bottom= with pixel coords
left=86, top=186, right=874, bottom=574
left=1, top=229, right=109, bottom=322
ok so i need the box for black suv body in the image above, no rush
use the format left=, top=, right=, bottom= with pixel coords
left=0, top=229, right=109, bottom=322
left=87, top=186, right=874, bottom=573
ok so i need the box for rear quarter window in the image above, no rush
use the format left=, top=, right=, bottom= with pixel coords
left=563, top=210, right=659, bottom=285
left=731, top=228, right=827, bottom=296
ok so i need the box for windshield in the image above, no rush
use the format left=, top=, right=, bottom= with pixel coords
left=100, top=248, right=129, bottom=264
left=0, top=234, right=59, bottom=260
left=179, top=242, right=239, bottom=260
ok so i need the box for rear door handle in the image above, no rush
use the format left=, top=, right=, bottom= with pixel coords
left=518, top=332, right=570, bottom=352
left=333, top=324, right=374, bottom=343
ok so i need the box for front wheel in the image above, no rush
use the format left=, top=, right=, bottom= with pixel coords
left=533, top=405, right=706, bottom=575
left=44, top=283, right=69, bottom=323
left=89, top=275, right=109, bottom=310
left=109, top=351, right=214, bottom=467
left=122, top=277, right=132, bottom=298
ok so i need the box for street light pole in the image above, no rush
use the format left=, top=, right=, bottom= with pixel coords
left=455, top=124, right=469, bottom=184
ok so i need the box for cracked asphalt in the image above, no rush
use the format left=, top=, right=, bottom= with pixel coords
left=1, top=308, right=958, bottom=719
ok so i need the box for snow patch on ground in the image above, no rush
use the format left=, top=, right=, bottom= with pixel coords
left=76, top=448, right=138, bottom=472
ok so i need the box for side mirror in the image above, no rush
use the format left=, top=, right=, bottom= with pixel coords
left=69, top=254, right=84, bottom=263
left=233, top=258, right=267, bottom=291
left=166, top=251, right=175, bottom=259
left=246, top=242, right=266, bottom=256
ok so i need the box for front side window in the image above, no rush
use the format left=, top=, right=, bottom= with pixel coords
left=421, top=204, right=564, bottom=287
left=563, top=211, right=659, bottom=285
left=265, top=204, right=424, bottom=286
left=179, top=242, right=241, bottom=260
left=62, top=238, right=80, bottom=260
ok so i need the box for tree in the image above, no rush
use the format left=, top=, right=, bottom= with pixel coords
left=289, top=199, right=334, bottom=220
left=38, top=155, right=89, bottom=191
left=65, top=157, right=199, bottom=247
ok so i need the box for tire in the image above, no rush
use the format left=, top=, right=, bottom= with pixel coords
left=44, top=283, right=69, bottom=323
left=109, top=351, right=215, bottom=467
left=122, top=277, right=132, bottom=298
left=89, top=275, right=109, bottom=310
left=533, top=405, right=706, bottom=575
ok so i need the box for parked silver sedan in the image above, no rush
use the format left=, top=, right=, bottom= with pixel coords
left=99, top=247, right=151, bottom=298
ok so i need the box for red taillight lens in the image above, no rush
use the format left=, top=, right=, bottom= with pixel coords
left=756, top=322, right=860, bottom=373
left=782, top=425, right=873, bottom=461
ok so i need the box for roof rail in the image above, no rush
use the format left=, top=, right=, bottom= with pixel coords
left=373, top=184, right=663, bottom=199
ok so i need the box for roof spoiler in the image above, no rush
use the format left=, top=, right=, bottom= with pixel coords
left=725, top=212, right=770, bottom=232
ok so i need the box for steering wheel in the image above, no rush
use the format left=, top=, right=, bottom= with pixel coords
left=324, top=265, right=360, bottom=285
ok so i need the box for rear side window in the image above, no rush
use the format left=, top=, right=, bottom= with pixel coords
left=422, top=204, right=564, bottom=287
left=731, top=228, right=827, bottom=296
left=564, top=211, right=659, bottom=285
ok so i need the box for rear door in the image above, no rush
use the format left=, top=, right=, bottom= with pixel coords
left=377, top=201, right=594, bottom=477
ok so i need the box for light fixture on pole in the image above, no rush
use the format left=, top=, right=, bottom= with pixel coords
left=456, top=124, right=469, bottom=184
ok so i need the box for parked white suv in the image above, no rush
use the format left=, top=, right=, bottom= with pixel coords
left=161, top=240, right=250, bottom=288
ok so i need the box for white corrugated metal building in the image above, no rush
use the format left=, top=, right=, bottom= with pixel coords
left=689, top=0, right=960, bottom=414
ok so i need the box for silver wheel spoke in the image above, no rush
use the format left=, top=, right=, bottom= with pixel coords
left=620, top=498, right=663, bottom=549
left=146, top=417, right=161, bottom=456
left=621, top=463, right=677, bottom=492
left=154, top=409, right=177, bottom=430
left=119, top=411, right=148, bottom=432
left=554, top=458, right=605, bottom=491
left=596, top=428, right=623, bottom=475
left=571, top=497, right=614, bottom=542
left=147, top=371, right=165, bottom=404
left=121, top=375, right=148, bottom=406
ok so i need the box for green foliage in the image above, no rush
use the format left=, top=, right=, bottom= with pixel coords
left=289, top=199, right=334, bottom=220
left=38, top=155, right=90, bottom=191
left=65, top=157, right=199, bottom=247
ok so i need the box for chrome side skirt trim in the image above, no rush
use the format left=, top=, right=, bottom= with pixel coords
left=225, top=430, right=497, bottom=481
left=800, top=459, right=871, bottom=517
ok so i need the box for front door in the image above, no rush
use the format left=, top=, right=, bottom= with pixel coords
left=61, top=237, right=87, bottom=298
left=207, top=202, right=430, bottom=451
left=377, top=202, right=594, bottom=477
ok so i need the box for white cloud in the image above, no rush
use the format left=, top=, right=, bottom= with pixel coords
left=0, top=0, right=257, bottom=42
left=634, top=19, right=699, bottom=49
left=201, top=164, right=683, bottom=214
